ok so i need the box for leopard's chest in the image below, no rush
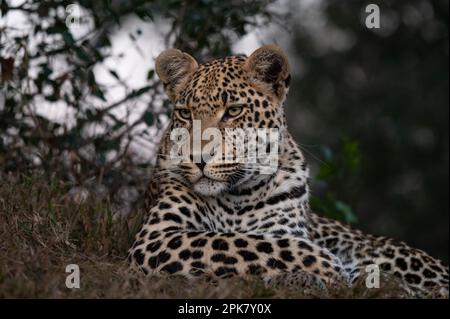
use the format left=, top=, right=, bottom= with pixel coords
left=204, top=195, right=310, bottom=239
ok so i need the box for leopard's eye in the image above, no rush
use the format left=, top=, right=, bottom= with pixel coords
left=225, top=106, right=243, bottom=118
left=176, top=109, right=191, bottom=120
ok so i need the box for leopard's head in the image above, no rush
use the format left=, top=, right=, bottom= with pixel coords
left=155, top=45, right=291, bottom=196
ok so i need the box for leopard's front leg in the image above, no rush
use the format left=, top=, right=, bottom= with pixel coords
left=128, top=202, right=350, bottom=287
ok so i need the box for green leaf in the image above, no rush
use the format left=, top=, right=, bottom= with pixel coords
left=335, top=201, right=358, bottom=224
left=342, top=139, right=361, bottom=170
left=98, top=139, right=120, bottom=152
left=0, top=1, right=9, bottom=17
left=62, top=31, right=75, bottom=46
left=112, top=120, right=126, bottom=130
left=75, top=47, right=91, bottom=63
left=143, top=111, right=154, bottom=126
left=135, top=8, right=153, bottom=22
left=46, top=25, right=66, bottom=34
left=147, top=69, right=155, bottom=80
left=320, top=145, right=334, bottom=162
left=87, top=70, right=96, bottom=86
left=317, top=161, right=338, bottom=181
left=130, top=85, right=152, bottom=98
left=109, top=69, right=120, bottom=80
left=93, top=87, right=106, bottom=101
left=163, top=99, right=171, bottom=110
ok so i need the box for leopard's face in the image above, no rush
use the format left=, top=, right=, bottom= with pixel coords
left=155, top=46, right=291, bottom=196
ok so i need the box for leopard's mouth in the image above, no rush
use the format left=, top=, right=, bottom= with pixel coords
left=193, top=176, right=229, bottom=196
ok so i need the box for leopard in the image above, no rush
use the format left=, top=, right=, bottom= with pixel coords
left=128, top=45, right=449, bottom=298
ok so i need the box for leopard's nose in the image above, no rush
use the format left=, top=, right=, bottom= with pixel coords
left=195, top=159, right=206, bottom=171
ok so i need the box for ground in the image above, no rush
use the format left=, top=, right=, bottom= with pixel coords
left=0, top=173, right=412, bottom=298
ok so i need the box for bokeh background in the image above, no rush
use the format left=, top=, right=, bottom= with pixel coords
left=1, top=0, right=448, bottom=261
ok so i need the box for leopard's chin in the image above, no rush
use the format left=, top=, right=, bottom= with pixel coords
left=193, top=177, right=228, bottom=197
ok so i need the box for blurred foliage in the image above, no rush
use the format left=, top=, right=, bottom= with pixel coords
left=0, top=0, right=273, bottom=194
left=286, top=0, right=448, bottom=260
left=310, top=138, right=361, bottom=224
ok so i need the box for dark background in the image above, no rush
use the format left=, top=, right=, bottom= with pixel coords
left=284, top=0, right=449, bottom=261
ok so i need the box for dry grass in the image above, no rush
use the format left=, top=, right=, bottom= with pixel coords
left=0, top=173, right=412, bottom=298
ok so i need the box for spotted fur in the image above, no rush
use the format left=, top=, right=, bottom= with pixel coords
left=128, top=45, right=449, bottom=297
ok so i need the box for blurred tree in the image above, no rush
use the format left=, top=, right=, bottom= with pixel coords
left=0, top=0, right=274, bottom=196
left=285, top=0, right=448, bottom=261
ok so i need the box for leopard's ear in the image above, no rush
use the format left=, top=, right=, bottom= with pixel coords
left=155, top=49, right=198, bottom=102
left=244, top=45, right=291, bottom=99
